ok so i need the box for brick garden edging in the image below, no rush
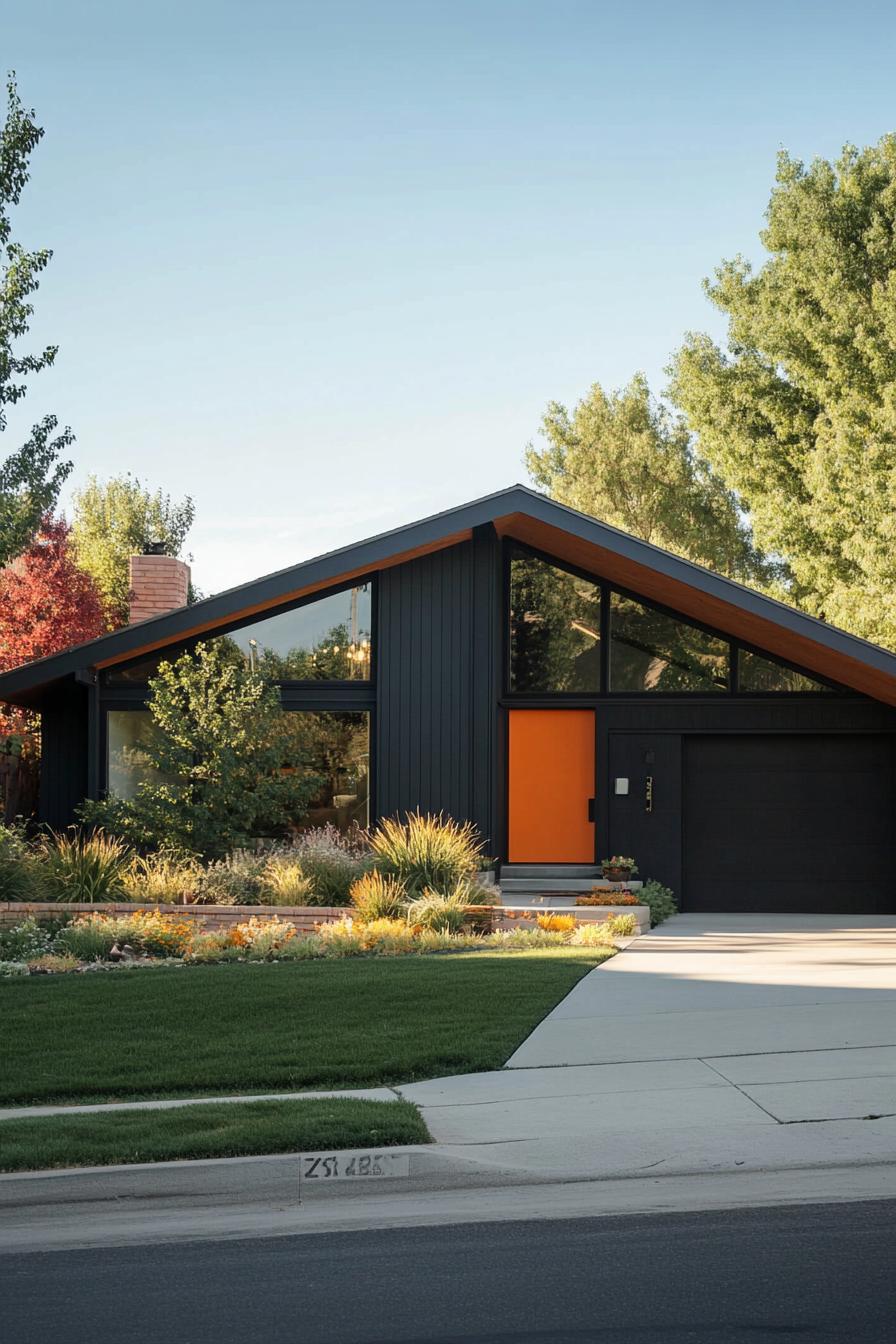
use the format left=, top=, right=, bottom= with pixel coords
left=0, top=902, right=351, bottom=932
left=0, top=901, right=648, bottom=935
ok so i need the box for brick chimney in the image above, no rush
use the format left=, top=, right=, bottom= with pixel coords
left=128, top=545, right=191, bottom=623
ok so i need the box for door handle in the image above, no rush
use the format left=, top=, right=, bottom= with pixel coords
left=587, top=797, right=595, bottom=822
left=645, top=776, right=653, bottom=813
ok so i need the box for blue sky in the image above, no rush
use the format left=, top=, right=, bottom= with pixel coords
left=6, top=1, right=896, bottom=592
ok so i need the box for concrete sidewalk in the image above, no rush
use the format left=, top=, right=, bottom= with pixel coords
left=396, top=915, right=896, bottom=1180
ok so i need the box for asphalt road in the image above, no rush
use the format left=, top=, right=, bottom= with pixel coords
left=3, top=1198, right=894, bottom=1343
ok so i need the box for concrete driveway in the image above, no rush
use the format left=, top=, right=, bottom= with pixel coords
left=399, top=914, right=896, bottom=1180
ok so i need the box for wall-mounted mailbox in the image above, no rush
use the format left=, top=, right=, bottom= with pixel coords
left=614, top=777, right=629, bottom=795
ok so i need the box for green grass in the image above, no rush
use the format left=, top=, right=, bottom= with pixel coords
left=0, top=948, right=612, bottom=1106
left=0, top=1097, right=431, bottom=1173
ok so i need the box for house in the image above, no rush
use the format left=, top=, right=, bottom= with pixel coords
left=1, top=485, right=894, bottom=914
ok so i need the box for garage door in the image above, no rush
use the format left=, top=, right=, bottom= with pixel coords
left=683, top=735, right=896, bottom=913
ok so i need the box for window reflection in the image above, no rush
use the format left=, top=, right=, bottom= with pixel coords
left=104, top=585, right=372, bottom=684
left=738, top=649, right=834, bottom=693
left=610, top=593, right=729, bottom=692
left=509, top=548, right=601, bottom=692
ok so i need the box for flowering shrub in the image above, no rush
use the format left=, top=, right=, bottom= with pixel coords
left=600, top=855, right=639, bottom=876
left=287, top=827, right=373, bottom=905
left=536, top=914, right=577, bottom=933
left=56, top=910, right=195, bottom=960
left=0, top=916, right=54, bottom=961
left=314, top=918, right=366, bottom=957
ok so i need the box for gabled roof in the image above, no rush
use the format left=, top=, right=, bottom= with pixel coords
left=2, top=484, right=896, bottom=707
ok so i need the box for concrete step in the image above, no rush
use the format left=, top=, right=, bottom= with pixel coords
left=501, top=877, right=643, bottom=895
left=501, top=865, right=601, bottom=880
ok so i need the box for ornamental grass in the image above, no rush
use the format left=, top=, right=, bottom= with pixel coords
left=371, top=811, right=486, bottom=894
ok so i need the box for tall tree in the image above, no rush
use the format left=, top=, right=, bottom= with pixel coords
left=71, top=474, right=195, bottom=623
left=526, top=373, right=777, bottom=586
left=0, top=515, right=109, bottom=674
left=0, top=516, right=108, bottom=819
left=0, top=73, right=73, bottom=565
left=669, top=136, right=896, bottom=648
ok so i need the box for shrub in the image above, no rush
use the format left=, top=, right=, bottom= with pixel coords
left=40, top=829, right=131, bottom=902
left=122, top=849, right=201, bottom=904
left=606, top=913, right=639, bottom=937
left=259, top=857, right=313, bottom=906
left=357, top=917, right=418, bottom=955
left=371, top=812, right=485, bottom=895
left=405, top=880, right=476, bottom=934
left=228, top=916, right=298, bottom=959
left=288, top=827, right=373, bottom=905
left=314, top=918, right=366, bottom=957
left=569, top=921, right=616, bottom=947
left=350, top=870, right=408, bottom=921
left=577, top=891, right=641, bottom=906
left=184, top=931, right=242, bottom=964
left=55, top=915, right=121, bottom=962
left=195, top=852, right=269, bottom=905
left=0, top=916, right=53, bottom=961
left=536, top=913, right=577, bottom=933
left=0, top=960, right=29, bottom=977
left=488, top=927, right=563, bottom=949
left=27, top=953, right=79, bottom=974
left=0, top=822, right=46, bottom=902
left=639, top=880, right=678, bottom=927
left=114, top=910, right=195, bottom=958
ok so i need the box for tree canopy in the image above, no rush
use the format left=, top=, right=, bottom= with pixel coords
left=71, top=474, right=195, bottom=623
left=80, top=641, right=319, bottom=859
left=525, top=373, right=777, bottom=586
left=669, top=136, right=896, bottom=648
left=0, top=74, right=73, bottom=565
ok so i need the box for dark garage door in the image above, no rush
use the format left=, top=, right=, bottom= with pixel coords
left=683, top=734, right=896, bottom=913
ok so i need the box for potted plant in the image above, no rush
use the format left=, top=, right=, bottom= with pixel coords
left=600, top=855, right=638, bottom=882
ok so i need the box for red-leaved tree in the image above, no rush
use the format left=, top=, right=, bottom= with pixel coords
left=0, top=516, right=109, bottom=819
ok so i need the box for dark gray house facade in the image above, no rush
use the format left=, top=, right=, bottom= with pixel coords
left=2, top=486, right=894, bottom=914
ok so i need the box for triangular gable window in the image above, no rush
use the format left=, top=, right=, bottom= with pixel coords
left=737, top=648, right=836, bottom=693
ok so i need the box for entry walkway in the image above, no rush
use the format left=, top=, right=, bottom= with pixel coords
left=398, top=915, right=896, bottom=1179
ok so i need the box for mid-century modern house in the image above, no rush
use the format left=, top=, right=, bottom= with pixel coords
left=1, top=486, right=894, bottom=914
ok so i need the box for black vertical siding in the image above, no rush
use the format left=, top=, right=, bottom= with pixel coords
left=375, top=535, right=500, bottom=846
left=39, top=680, right=89, bottom=828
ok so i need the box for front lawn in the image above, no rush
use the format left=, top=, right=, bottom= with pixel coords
left=0, top=948, right=612, bottom=1105
left=0, top=1097, right=430, bottom=1173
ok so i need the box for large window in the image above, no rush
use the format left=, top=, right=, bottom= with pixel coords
left=104, top=584, right=373, bottom=685
left=737, top=649, right=835, bottom=693
left=509, top=548, right=601, bottom=692
left=105, top=708, right=369, bottom=833
left=609, top=594, right=729, bottom=692
left=106, top=711, right=172, bottom=800
left=285, top=711, right=370, bottom=833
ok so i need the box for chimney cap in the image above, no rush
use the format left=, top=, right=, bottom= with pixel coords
left=143, top=540, right=167, bottom=556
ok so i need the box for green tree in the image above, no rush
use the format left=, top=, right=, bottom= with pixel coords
left=71, top=474, right=195, bottom=623
left=0, top=73, right=72, bottom=565
left=669, top=136, right=896, bottom=648
left=526, top=374, right=776, bottom=586
left=80, top=642, right=320, bottom=859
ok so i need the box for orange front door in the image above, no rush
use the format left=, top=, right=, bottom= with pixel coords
left=507, top=710, right=595, bottom=863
